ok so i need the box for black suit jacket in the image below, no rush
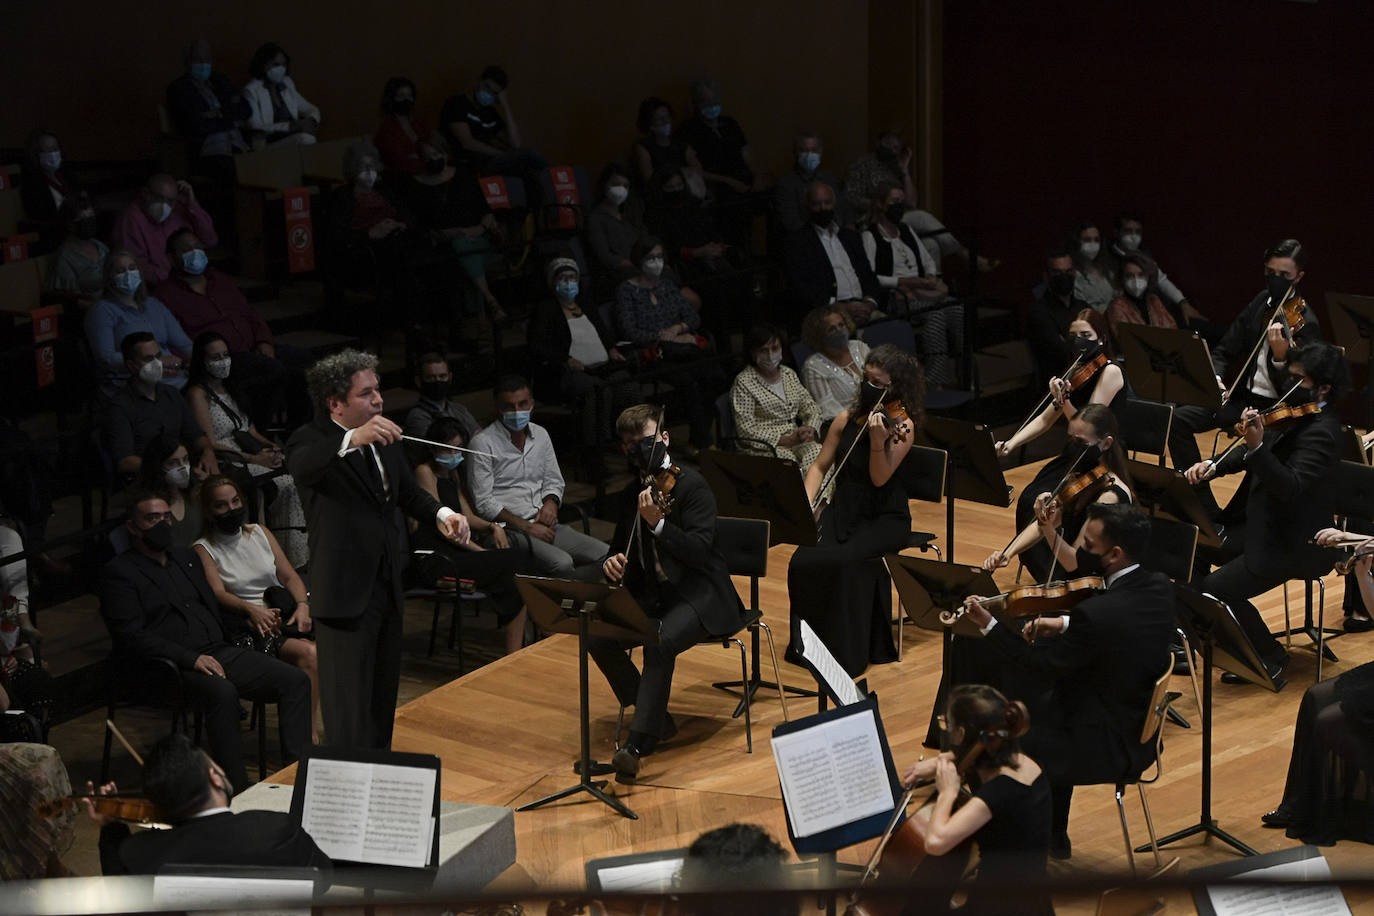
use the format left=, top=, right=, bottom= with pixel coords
left=1212, top=289, right=1322, bottom=391
left=1215, top=408, right=1339, bottom=577
left=607, top=466, right=746, bottom=637
left=99, top=546, right=227, bottom=670
left=983, top=567, right=1175, bottom=775
left=1026, top=290, right=1089, bottom=371
left=783, top=225, right=883, bottom=312
left=287, top=418, right=442, bottom=620
left=100, top=810, right=331, bottom=876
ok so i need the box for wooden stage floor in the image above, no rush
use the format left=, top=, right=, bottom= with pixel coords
left=276, top=447, right=1374, bottom=913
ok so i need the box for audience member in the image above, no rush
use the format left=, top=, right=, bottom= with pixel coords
left=1103, top=212, right=1205, bottom=332
left=1071, top=220, right=1116, bottom=310
left=783, top=182, right=882, bottom=323
left=374, top=77, right=428, bottom=175
left=20, top=129, right=83, bottom=250
left=1104, top=250, right=1177, bottom=350
left=110, top=173, right=219, bottom=285
left=411, top=417, right=527, bottom=655
left=1027, top=244, right=1089, bottom=372
left=467, top=375, right=608, bottom=579
left=194, top=475, right=319, bottom=742
left=844, top=129, right=919, bottom=227
left=87, top=734, right=327, bottom=875
left=404, top=352, right=482, bottom=443
left=0, top=520, right=49, bottom=732
left=165, top=39, right=248, bottom=167
left=439, top=65, right=545, bottom=200
left=47, top=196, right=107, bottom=300
left=86, top=253, right=193, bottom=392
left=0, top=743, right=76, bottom=877
left=730, top=324, right=822, bottom=470
left=134, top=434, right=206, bottom=550
left=772, top=131, right=850, bottom=235
left=679, top=78, right=762, bottom=198
left=586, top=162, right=647, bottom=294
left=242, top=43, right=320, bottom=146
left=101, top=333, right=215, bottom=478
left=185, top=332, right=308, bottom=568
left=678, top=824, right=797, bottom=916
left=99, top=491, right=312, bottom=790
left=800, top=306, right=871, bottom=423
left=633, top=97, right=703, bottom=188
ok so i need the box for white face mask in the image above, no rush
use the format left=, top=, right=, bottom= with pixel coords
left=1080, top=241, right=1100, bottom=259
left=356, top=169, right=378, bottom=190
left=39, top=151, right=62, bottom=172
left=642, top=257, right=664, bottom=279
left=756, top=349, right=782, bottom=372
left=1124, top=276, right=1148, bottom=298
left=138, top=358, right=164, bottom=384
left=1119, top=232, right=1142, bottom=251
left=164, top=463, right=192, bottom=491
left=606, top=185, right=629, bottom=206
left=148, top=201, right=173, bottom=224
left=206, top=356, right=232, bottom=379
left=266, top=64, right=287, bottom=84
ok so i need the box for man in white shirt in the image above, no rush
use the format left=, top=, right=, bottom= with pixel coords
left=782, top=182, right=884, bottom=323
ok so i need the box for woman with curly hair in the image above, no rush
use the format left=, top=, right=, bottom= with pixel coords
left=786, top=343, right=925, bottom=675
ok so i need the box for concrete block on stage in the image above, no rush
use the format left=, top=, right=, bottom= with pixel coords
left=232, top=781, right=517, bottom=891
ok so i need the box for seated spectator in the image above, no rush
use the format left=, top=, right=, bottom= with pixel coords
left=730, top=324, right=822, bottom=470
left=47, top=195, right=108, bottom=301
left=772, top=131, right=850, bottom=236
left=783, top=182, right=882, bottom=324
left=679, top=78, right=763, bottom=198
left=87, top=733, right=327, bottom=875
left=242, top=42, right=320, bottom=147
left=20, top=129, right=83, bottom=250
left=679, top=824, right=797, bottom=916
left=86, top=252, right=193, bottom=392
left=135, top=433, right=205, bottom=550
left=185, top=332, right=308, bottom=568
left=101, top=332, right=216, bottom=478
left=0, top=520, right=51, bottom=734
left=0, top=744, right=76, bottom=876
left=862, top=181, right=964, bottom=386
left=1071, top=220, right=1115, bottom=310
left=439, top=65, right=545, bottom=204
left=1104, top=250, right=1177, bottom=350
left=586, top=162, right=646, bottom=294
left=412, top=417, right=527, bottom=655
left=632, top=97, right=703, bottom=189
left=467, top=375, right=609, bottom=579
left=194, top=476, right=319, bottom=742
left=165, top=39, right=248, bottom=167
left=99, top=491, right=312, bottom=789
left=1103, top=211, right=1209, bottom=335
left=110, top=172, right=219, bottom=285
left=616, top=237, right=724, bottom=450
left=404, top=351, right=481, bottom=443
left=800, top=306, right=871, bottom=423
left=374, top=77, right=427, bottom=176
left=1027, top=244, right=1089, bottom=372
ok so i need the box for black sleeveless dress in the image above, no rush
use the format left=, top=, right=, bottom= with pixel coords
left=409, top=475, right=524, bottom=623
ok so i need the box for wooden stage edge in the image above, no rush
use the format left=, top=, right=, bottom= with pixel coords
left=270, top=444, right=1374, bottom=914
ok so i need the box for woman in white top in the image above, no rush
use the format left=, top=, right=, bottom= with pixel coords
left=242, top=43, right=321, bottom=147
left=194, top=475, right=319, bottom=743
left=730, top=324, right=822, bottom=470
left=801, top=305, right=871, bottom=424
left=862, top=181, right=964, bottom=387
left=1071, top=220, right=1117, bottom=310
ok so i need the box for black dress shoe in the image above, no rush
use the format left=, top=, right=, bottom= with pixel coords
left=1345, top=615, right=1374, bottom=633
left=612, top=743, right=643, bottom=783
left=1261, top=807, right=1295, bottom=828
left=783, top=644, right=806, bottom=667
left=1049, top=832, right=1072, bottom=860
left=1172, top=644, right=1193, bottom=676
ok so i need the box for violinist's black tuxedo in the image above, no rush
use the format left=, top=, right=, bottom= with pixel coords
left=99, top=810, right=331, bottom=876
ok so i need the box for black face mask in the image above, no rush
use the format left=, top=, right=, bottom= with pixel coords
left=74, top=217, right=98, bottom=240
left=876, top=144, right=899, bottom=162
left=1048, top=273, right=1075, bottom=297
left=629, top=434, right=667, bottom=472
left=1266, top=272, right=1295, bottom=306
left=423, top=157, right=446, bottom=175
left=883, top=203, right=907, bottom=224
left=420, top=380, right=451, bottom=402
left=1066, top=438, right=1103, bottom=472
left=1075, top=546, right=1107, bottom=577
left=213, top=507, right=247, bottom=535
left=1285, top=385, right=1314, bottom=406
left=139, top=520, right=174, bottom=553
left=858, top=380, right=886, bottom=413
left=392, top=98, right=415, bottom=116
left=1070, top=335, right=1099, bottom=356
left=809, top=208, right=835, bottom=228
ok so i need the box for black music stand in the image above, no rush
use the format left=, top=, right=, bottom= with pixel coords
left=1116, top=324, right=1222, bottom=412
left=884, top=554, right=997, bottom=638
left=515, top=576, right=659, bottom=820
left=1327, top=291, right=1374, bottom=427
left=1126, top=459, right=1221, bottom=548
left=917, top=416, right=1011, bottom=554
left=698, top=451, right=818, bottom=546
left=1142, top=585, right=1275, bottom=858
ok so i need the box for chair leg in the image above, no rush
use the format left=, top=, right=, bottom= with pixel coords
left=732, top=637, right=752, bottom=753
left=1137, top=782, right=1163, bottom=870
left=258, top=702, right=268, bottom=782
left=1115, top=783, right=1136, bottom=877
left=758, top=621, right=789, bottom=722
left=1282, top=580, right=1293, bottom=649
left=1178, top=628, right=1203, bottom=713
left=428, top=596, right=441, bottom=657
left=1315, top=578, right=1326, bottom=681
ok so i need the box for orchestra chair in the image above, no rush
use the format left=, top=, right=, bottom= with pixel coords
left=891, top=445, right=947, bottom=658
left=1120, top=399, right=1173, bottom=467
left=408, top=549, right=493, bottom=676
left=1102, top=656, right=1179, bottom=877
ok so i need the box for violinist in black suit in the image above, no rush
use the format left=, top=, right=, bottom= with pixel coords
left=1185, top=340, right=1348, bottom=686
left=588, top=404, right=747, bottom=782
left=286, top=350, right=470, bottom=750
left=957, top=502, right=1175, bottom=860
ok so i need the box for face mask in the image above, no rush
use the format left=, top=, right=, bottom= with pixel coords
left=1080, top=241, right=1100, bottom=259
left=824, top=328, right=849, bottom=350
left=1266, top=272, right=1295, bottom=306
left=876, top=144, right=899, bottom=162
left=556, top=280, right=579, bottom=302
left=606, top=184, right=629, bottom=205
left=642, top=257, right=664, bottom=279
left=1067, top=439, right=1102, bottom=472
left=74, top=216, right=98, bottom=240
left=139, top=520, right=174, bottom=553
left=181, top=248, right=208, bottom=276
left=39, top=151, right=62, bottom=172
left=164, top=463, right=191, bottom=491
left=356, top=170, right=378, bottom=190
left=1070, top=335, right=1098, bottom=356
left=858, top=379, right=886, bottom=412
left=148, top=201, right=173, bottom=224
left=435, top=451, right=464, bottom=469
left=1118, top=232, right=1142, bottom=251
left=651, top=123, right=672, bottom=139
left=630, top=434, right=668, bottom=471
left=190, top=62, right=212, bottom=82
left=475, top=88, right=496, bottom=107
left=1124, top=276, right=1148, bottom=298
left=502, top=410, right=531, bottom=432
left=797, top=151, right=821, bottom=173
left=206, top=356, right=232, bottom=379
left=1074, top=546, right=1107, bottom=577
left=700, top=104, right=722, bottom=121
left=808, top=208, right=835, bottom=228
left=756, top=349, right=782, bottom=372
left=883, top=202, right=907, bottom=224
left=1048, top=273, right=1075, bottom=297
left=419, top=380, right=451, bottom=401
left=213, top=506, right=247, bottom=535
left=266, top=64, right=287, bottom=84
left=423, top=156, right=446, bottom=175
left=114, top=269, right=142, bottom=295
left=138, top=358, right=164, bottom=384
left=1285, top=385, right=1314, bottom=406
left=392, top=98, right=415, bottom=115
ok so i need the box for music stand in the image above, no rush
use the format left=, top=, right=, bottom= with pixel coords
left=1116, top=324, right=1221, bottom=412
left=917, top=416, right=1011, bottom=554
left=1327, top=291, right=1374, bottom=427
left=884, top=554, right=996, bottom=638
left=515, top=576, right=659, bottom=820
left=1126, top=459, right=1221, bottom=548
left=698, top=451, right=818, bottom=546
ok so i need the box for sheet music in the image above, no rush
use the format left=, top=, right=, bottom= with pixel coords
left=771, top=707, right=893, bottom=838
left=300, top=758, right=436, bottom=868
left=1207, top=856, right=1351, bottom=916
left=798, top=620, right=864, bottom=706
left=596, top=857, right=684, bottom=893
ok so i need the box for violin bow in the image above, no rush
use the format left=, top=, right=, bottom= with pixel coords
left=1207, top=379, right=1306, bottom=464
left=1004, top=350, right=1089, bottom=447
left=994, top=443, right=1091, bottom=564
left=1221, top=280, right=1296, bottom=406
left=811, top=387, right=891, bottom=521
left=106, top=719, right=145, bottom=767
left=621, top=403, right=669, bottom=572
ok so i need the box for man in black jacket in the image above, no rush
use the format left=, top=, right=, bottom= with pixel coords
left=287, top=350, right=470, bottom=750
left=1026, top=245, right=1089, bottom=373
left=1186, top=341, right=1348, bottom=685
left=99, top=492, right=312, bottom=789
left=782, top=181, right=883, bottom=324
left=589, top=405, right=748, bottom=781
left=90, top=733, right=329, bottom=876
left=958, top=503, right=1175, bottom=859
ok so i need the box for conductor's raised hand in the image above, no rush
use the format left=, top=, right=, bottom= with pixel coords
left=439, top=512, right=471, bottom=546
left=603, top=552, right=627, bottom=583
left=351, top=414, right=402, bottom=447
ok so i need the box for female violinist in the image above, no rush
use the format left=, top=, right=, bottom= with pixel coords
left=900, top=685, right=1052, bottom=916
left=786, top=344, right=922, bottom=676
left=985, top=404, right=1134, bottom=583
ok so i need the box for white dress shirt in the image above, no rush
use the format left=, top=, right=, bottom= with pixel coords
left=814, top=223, right=865, bottom=302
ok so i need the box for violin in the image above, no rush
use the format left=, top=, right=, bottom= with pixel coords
left=1280, top=292, right=1308, bottom=337
left=647, top=464, right=683, bottom=515
left=37, top=793, right=167, bottom=827
left=1059, top=351, right=1109, bottom=399
left=855, top=398, right=913, bottom=443
left=1221, top=284, right=1306, bottom=405
left=1044, top=464, right=1115, bottom=517
left=939, top=575, right=1105, bottom=626
left=1231, top=401, right=1320, bottom=437
left=1321, top=534, right=1374, bottom=576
